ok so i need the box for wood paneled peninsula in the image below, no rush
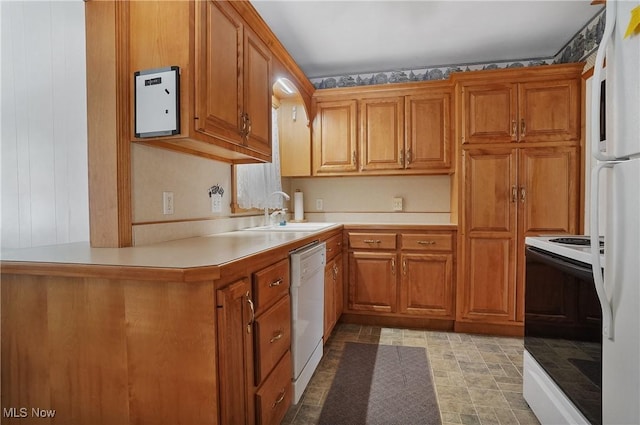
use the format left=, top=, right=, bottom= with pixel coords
left=1, top=225, right=344, bottom=425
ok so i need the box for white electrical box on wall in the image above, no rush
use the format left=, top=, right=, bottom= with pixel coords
left=134, top=66, right=180, bottom=138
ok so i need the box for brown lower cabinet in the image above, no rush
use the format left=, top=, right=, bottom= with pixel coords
left=344, top=227, right=456, bottom=329
left=1, top=235, right=332, bottom=425
left=323, top=233, right=344, bottom=341
left=217, top=257, right=293, bottom=425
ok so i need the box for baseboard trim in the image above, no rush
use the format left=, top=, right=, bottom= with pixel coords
left=454, top=321, right=524, bottom=337
left=339, top=313, right=454, bottom=331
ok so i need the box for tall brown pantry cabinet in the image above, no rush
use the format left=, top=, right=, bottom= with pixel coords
left=453, top=64, right=583, bottom=336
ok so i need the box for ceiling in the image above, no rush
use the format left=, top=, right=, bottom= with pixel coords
left=250, top=1, right=604, bottom=80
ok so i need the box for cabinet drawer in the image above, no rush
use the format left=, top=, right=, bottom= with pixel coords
left=254, top=295, right=291, bottom=384
left=348, top=232, right=396, bottom=250
left=400, top=233, right=453, bottom=251
left=325, top=234, right=343, bottom=260
left=254, top=259, right=290, bottom=313
left=256, top=350, right=292, bottom=425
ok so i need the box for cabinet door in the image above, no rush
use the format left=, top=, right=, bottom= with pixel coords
left=516, top=146, right=578, bottom=321
left=518, top=79, right=580, bottom=143
left=313, top=100, right=358, bottom=174
left=461, top=83, right=517, bottom=144
left=518, top=146, right=578, bottom=237
left=360, top=97, right=404, bottom=171
left=460, top=149, right=517, bottom=322
left=195, top=1, right=244, bottom=144
left=400, top=253, right=453, bottom=317
left=243, top=26, right=272, bottom=156
left=405, top=91, right=452, bottom=171
left=461, top=237, right=516, bottom=321
left=216, top=279, right=253, bottom=425
left=347, top=252, right=397, bottom=313
left=464, top=149, right=517, bottom=234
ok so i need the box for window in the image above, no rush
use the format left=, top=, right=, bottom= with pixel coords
left=233, top=107, right=284, bottom=211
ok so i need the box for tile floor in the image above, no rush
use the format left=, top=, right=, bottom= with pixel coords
left=282, top=323, right=540, bottom=425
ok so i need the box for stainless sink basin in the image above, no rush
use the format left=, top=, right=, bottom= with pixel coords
left=243, top=222, right=336, bottom=232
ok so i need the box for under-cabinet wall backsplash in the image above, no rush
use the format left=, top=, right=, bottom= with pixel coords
left=131, top=144, right=249, bottom=245
left=283, top=175, right=451, bottom=224
left=131, top=144, right=453, bottom=244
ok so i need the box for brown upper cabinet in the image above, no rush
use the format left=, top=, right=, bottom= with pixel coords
left=194, top=1, right=272, bottom=159
left=86, top=0, right=314, bottom=246
left=116, top=0, right=313, bottom=166
left=312, top=82, right=453, bottom=176
left=405, top=91, right=452, bottom=170
left=313, top=99, right=359, bottom=174
left=457, top=67, right=581, bottom=144
left=360, top=96, right=405, bottom=171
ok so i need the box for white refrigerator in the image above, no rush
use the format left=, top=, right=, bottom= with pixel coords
left=590, top=1, right=640, bottom=424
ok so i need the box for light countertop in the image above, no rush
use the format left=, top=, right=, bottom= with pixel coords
left=1, top=222, right=458, bottom=273
left=1, top=225, right=343, bottom=269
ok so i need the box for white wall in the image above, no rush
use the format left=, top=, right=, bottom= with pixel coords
left=1, top=1, right=89, bottom=249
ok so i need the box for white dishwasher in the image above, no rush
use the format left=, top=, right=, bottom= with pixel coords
left=289, top=241, right=326, bottom=404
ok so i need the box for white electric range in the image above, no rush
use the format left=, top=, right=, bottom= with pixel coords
left=525, top=235, right=605, bottom=267
left=523, top=235, right=605, bottom=425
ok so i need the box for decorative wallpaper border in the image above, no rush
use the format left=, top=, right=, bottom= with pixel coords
left=311, top=8, right=605, bottom=89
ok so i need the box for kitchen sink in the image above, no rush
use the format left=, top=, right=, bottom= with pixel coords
left=243, top=222, right=336, bottom=232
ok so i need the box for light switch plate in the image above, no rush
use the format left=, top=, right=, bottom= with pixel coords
left=135, top=66, right=180, bottom=138
left=163, top=191, right=174, bottom=215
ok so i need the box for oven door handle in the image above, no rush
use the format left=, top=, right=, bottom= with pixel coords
left=525, top=247, right=594, bottom=282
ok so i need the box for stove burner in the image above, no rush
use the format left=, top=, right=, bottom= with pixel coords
left=549, top=237, right=604, bottom=247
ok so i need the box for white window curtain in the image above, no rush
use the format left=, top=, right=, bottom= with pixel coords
left=236, top=107, right=283, bottom=209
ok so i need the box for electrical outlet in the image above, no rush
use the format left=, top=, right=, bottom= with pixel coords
left=163, top=191, right=174, bottom=215
left=392, top=197, right=403, bottom=211
left=211, top=194, right=222, bottom=213
left=316, top=199, right=324, bottom=211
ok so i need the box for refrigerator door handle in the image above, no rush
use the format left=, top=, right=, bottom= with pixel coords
left=591, top=0, right=617, bottom=162
left=590, top=162, right=621, bottom=340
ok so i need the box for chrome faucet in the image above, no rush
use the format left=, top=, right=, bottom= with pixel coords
left=264, top=191, right=290, bottom=224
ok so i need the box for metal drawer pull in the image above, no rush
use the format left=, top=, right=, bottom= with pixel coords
left=363, top=239, right=382, bottom=244
left=511, top=120, right=517, bottom=137
left=246, top=292, right=255, bottom=334
left=270, top=330, right=284, bottom=343
left=417, top=240, right=436, bottom=245
left=272, top=388, right=286, bottom=408
left=269, top=278, right=283, bottom=288
left=520, top=118, right=526, bottom=138
left=520, top=186, right=526, bottom=203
